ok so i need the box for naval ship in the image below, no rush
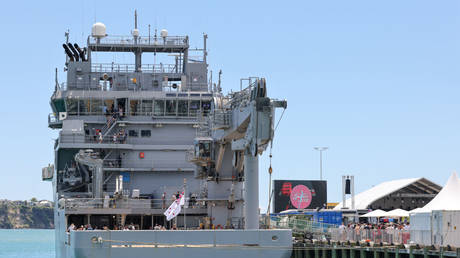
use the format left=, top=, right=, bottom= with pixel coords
left=43, top=12, right=290, bottom=258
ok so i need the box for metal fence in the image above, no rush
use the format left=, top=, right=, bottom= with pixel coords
left=329, top=227, right=410, bottom=244
left=268, top=215, right=339, bottom=240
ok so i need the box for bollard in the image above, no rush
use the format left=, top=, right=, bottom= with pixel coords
left=331, top=246, right=337, bottom=258
left=341, top=247, right=347, bottom=258
left=423, top=247, right=428, bottom=258
left=383, top=248, right=389, bottom=258
left=409, top=246, right=414, bottom=258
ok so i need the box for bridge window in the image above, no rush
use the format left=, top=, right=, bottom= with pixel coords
left=154, top=100, right=165, bottom=116
left=104, top=99, right=114, bottom=114
left=66, top=98, right=78, bottom=115
left=141, top=130, right=151, bottom=137
left=78, top=100, right=89, bottom=115
left=141, top=100, right=153, bottom=115
left=91, top=99, right=103, bottom=115
left=202, top=100, right=211, bottom=115
left=128, top=130, right=138, bottom=137
left=166, top=99, right=177, bottom=116
left=130, top=100, right=140, bottom=116
left=178, top=100, right=188, bottom=117
left=189, top=100, right=200, bottom=116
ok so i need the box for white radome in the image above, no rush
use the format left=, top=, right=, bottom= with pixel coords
left=132, top=28, right=139, bottom=37
left=160, top=29, right=168, bottom=38
left=91, top=22, right=107, bottom=38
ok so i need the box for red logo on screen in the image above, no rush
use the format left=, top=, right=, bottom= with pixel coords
left=290, top=185, right=312, bottom=209
left=281, top=182, right=292, bottom=196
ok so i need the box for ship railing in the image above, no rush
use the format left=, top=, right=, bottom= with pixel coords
left=63, top=197, right=206, bottom=210
left=63, top=111, right=200, bottom=118
left=102, top=158, right=194, bottom=170
left=91, top=63, right=182, bottom=74
left=57, top=82, right=209, bottom=92
left=329, top=227, right=410, bottom=244
left=89, top=35, right=188, bottom=47
left=212, top=109, right=232, bottom=129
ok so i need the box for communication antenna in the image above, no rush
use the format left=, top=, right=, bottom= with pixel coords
left=217, top=70, right=222, bottom=93
left=64, top=30, right=70, bottom=64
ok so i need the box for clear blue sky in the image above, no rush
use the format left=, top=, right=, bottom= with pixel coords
left=0, top=1, right=458, bottom=212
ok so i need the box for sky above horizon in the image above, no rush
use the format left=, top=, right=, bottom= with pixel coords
left=0, top=1, right=458, bottom=212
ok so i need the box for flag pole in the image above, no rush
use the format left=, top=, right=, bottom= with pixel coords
left=183, top=178, right=187, bottom=230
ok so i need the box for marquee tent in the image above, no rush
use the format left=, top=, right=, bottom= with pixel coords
left=414, top=172, right=460, bottom=213
left=386, top=208, right=409, bottom=218
left=360, top=209, right=387, bottom=218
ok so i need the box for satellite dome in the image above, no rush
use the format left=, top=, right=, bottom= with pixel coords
left=91, top=22, right=107, bottom=38
left=132, top=28, right=139, bottom=37
left=160, top=29, right=168, bottom=38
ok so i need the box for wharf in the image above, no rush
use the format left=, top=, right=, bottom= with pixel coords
left=290, top=242, right=460, bottom=258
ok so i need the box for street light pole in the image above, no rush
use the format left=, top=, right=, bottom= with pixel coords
left=313, top=147, right=328, bottom=180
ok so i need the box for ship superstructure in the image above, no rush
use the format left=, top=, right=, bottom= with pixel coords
left=43, top=12, right=290, bottom=258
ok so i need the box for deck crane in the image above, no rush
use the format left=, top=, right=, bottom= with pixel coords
left=190, top=78, right=287, bottom=229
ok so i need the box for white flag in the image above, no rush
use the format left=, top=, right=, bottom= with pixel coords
left=164, top=193, right=184, bottom=221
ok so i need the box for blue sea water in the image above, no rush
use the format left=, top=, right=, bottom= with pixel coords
left=0, top=229, right=54, bottom=258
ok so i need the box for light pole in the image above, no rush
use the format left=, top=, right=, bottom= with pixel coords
left=313, top=147, right=328, bottom=180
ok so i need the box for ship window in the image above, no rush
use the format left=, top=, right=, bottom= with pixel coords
left=178, top=100, right=188, bottom=117
left=166, top=99, right=177, bottom=116
left=189, top=100, right=200, bottom=116
left=91, top=99, right=103, bottom=115
left=104, top=99, right=114, bottom=114
left=130, top=100, right=140, bottom=116
left=202, top=100, right=211, bottom=115
left=154, top=100, right=165, bottom=116
left=66, top=98, right=78, bottom=115
left=128, top=130, right=138, bottom=137
left=78, top=100, right=89, bottom=115
left=141, top=130, right=151, bottom=137
left=141, top=100, right=153, bottom=115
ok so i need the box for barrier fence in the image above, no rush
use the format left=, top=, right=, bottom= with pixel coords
left=329, top=227, right=410, bottom=244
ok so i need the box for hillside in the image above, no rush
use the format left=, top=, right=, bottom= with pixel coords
left=0, top=201, right=54, bottom=229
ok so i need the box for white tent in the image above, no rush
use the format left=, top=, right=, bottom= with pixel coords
left=360, top=209, right=388, bottom=218
left=386, top=208, right=409, bottom=217
left=409, top=207, right=422, bottom=214
left=410, top=172, right=460, bottom=246
left=415, top=172, right=460, bottom=213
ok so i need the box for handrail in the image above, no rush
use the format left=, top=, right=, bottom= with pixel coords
left=63, top=197, right=205, bottom=210
left=57, top=82, right=209, bottom=92
left=102, top=158, right=193, bottom=169
left=91, top=63, right=181, bottom=73
left=88, top=35, right=188, bottom=47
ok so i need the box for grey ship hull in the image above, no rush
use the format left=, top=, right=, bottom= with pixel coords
left=60, top=229, right=292, bottom=258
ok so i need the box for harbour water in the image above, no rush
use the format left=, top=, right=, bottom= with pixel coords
left=0, top=229, right=54, bottom=258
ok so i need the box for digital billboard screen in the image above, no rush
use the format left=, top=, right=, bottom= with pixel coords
left=273, top=180, right=327, bottom=213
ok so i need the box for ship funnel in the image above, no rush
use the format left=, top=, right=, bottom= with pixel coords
left=73, top=43, right=87, bottom=61
left=67, top=43, right=80, bottom=61
left=62, top=44, right=74, bottom=62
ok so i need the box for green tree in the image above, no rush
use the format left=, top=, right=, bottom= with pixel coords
left=30, top=197, right=38, bottom=202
